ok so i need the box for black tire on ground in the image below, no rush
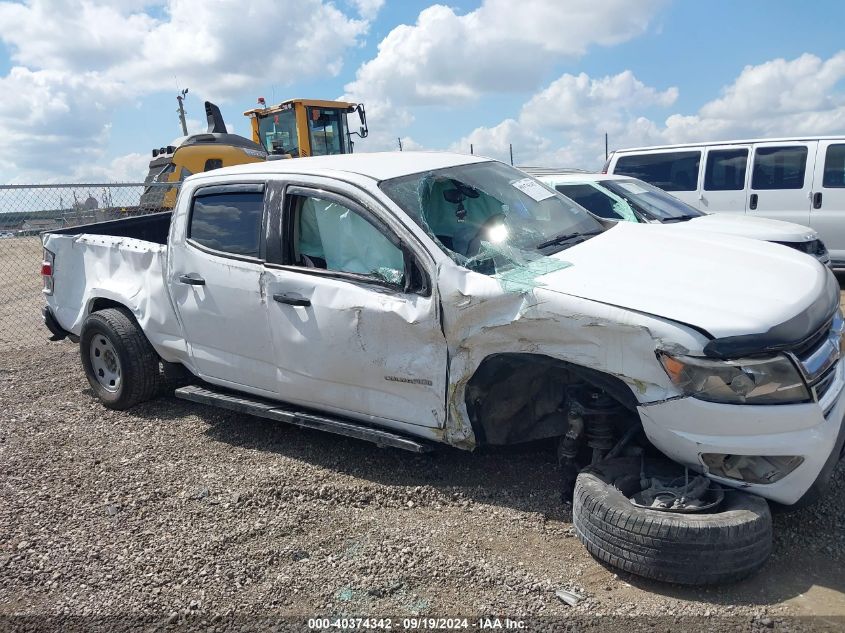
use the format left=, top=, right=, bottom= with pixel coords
left=573, top=457, right=773, bottom=585
left=80, top=308, right=161, bottom=410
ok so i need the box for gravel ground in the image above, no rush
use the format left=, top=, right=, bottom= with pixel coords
left=1, top=342, right=844, bottom=632
left=0, top=243, right=844, bottom=632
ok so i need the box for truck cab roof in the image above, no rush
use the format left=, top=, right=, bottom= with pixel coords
left=184, top=151, right=491, bottom=183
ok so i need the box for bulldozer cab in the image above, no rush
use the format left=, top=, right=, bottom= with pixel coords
left=244, top=99, right=368, bottom=158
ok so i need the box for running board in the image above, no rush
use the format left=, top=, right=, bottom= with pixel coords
left=174, top=384, right=432, bottom=453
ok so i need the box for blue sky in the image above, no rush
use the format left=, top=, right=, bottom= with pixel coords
left=1, top=0, right=844, bottom=182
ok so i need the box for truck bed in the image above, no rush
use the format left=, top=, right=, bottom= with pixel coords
left=42, top=211, right=186, bottom=362
left=48, top=211, right=172, bottom=244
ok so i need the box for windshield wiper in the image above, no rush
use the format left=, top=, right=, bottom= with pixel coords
left=536, top=230, right=602, bottom=250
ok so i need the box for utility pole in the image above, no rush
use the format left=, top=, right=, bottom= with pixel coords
left=470, top=143, right=474, bottom=155
left=605, top=132, right=609, bottom=160
left=509, top=144, right=514, bottom=166
left=177, top=88, right=189, bottom=136
left=398, top=137, right=403, bottom=151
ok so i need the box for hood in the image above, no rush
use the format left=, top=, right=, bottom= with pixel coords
left=681, top=213, right=817, bottom=243
left=534, top=222, right=831, bottom=340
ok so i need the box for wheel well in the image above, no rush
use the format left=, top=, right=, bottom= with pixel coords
left=464, top=353, right=639, bottom=446
left=88, top=297, right=130, bottom=316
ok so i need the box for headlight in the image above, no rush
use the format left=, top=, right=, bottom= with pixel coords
left=657, top=352, right=810, bottom=404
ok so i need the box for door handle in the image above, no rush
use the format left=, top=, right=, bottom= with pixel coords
left=273, top=292, right=311, bottom=307
left=179, top=273, right=205, bottom=286
left=749, top=193, right=758, bottom=210
left=813, top=192, right=823, bottom=209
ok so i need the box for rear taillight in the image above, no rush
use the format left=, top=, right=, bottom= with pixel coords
left=42, top=248, right=55, bottom=295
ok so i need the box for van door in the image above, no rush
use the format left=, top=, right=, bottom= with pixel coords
left=700, top=145, right=751, bottom=214
left=810, top=140, right=845, bottom=264
left=747, top=142, right=816, bottom=226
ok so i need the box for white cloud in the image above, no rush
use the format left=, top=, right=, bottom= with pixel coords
left=0, top=67, right=131, bottom=181
left=343, top=0, right=666, bottom=154
left=72, top=152, right=152, bottom=182
left=662, top=52, right=845, bottom=143
left=449, top=119, right=551, bottom=164
left=348, top=0, right=384, bottom=20
left=449, top=52, right=845, bottom=169
left=345, top=0, right=666, bottom=107
left=0, top=0, right=371, bottom=101
left=0, top=0, right=376, bottom=181
left=519, top=71, right=678, bottom=132
left=0, top=0, right=156, bottom=72
left=124, top=0, right=369, bottom=100
left=449, top=70, right=676, bottom=166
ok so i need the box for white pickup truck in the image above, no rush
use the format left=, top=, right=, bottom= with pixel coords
left=42, top=152, right=845, bottom=586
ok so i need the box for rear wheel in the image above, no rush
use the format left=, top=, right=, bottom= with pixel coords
left=80, top=308, right=160, bottom=410
left=573, top=457, right=773, bottom=585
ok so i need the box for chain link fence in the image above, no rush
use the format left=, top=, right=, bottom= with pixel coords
left=0, top=182, right=178, bottom=352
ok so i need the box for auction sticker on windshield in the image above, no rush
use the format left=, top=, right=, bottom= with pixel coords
left=511, top=177, right=555, bottom=202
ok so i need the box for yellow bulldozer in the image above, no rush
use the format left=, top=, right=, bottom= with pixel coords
left=140, top=98, right=368, bottom=209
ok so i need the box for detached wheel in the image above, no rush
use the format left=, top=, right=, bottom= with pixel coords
left=80, top=308, right=160, bottom=410
left=573, top=457, right=772, bottom=585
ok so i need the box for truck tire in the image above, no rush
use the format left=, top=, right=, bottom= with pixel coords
left=573, top=457, right=772, bottom=585
left=80, top=308, right=160, bottom=410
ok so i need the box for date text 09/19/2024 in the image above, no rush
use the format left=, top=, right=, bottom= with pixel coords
left=307, top=617, right=527, bottom=630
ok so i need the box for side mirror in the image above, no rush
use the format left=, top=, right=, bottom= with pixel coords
left=356, top=104, right=368, bottom=138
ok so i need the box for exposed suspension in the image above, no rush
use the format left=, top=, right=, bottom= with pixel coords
left=558, top=386, right=626, bottom=502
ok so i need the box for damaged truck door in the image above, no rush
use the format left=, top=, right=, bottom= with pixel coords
left=261, top=178, right=449, bottom=431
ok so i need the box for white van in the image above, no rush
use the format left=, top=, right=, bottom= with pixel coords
left=605, top=137, right=845, bottom=266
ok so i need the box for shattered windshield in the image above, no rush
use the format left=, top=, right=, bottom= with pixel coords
left=379, top=162, right=603, bottom=275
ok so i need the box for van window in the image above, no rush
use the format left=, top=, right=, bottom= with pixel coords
left=613, top=151, right=700, bottom=191
left=189, top=191, right=264, bottom=257
left=822, top=144, right=845, bottom=188
left=704, top=149, right=748, bottom=191
left=751, top=146, right=808, bottom=190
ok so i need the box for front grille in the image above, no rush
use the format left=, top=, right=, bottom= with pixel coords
left=789, top=312, right=843, bottom=406
left=791, top=317, right=834, bottom=358
left=813, top=365, right=837, bottom=403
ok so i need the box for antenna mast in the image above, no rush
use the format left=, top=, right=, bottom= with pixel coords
left=177, top=88, right=189, bottom=135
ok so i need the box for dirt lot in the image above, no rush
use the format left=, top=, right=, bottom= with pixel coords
left=1, top=240, right=844, bottom=631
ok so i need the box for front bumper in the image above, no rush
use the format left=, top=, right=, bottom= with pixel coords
left=637, top=356, right=845, bottom=505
